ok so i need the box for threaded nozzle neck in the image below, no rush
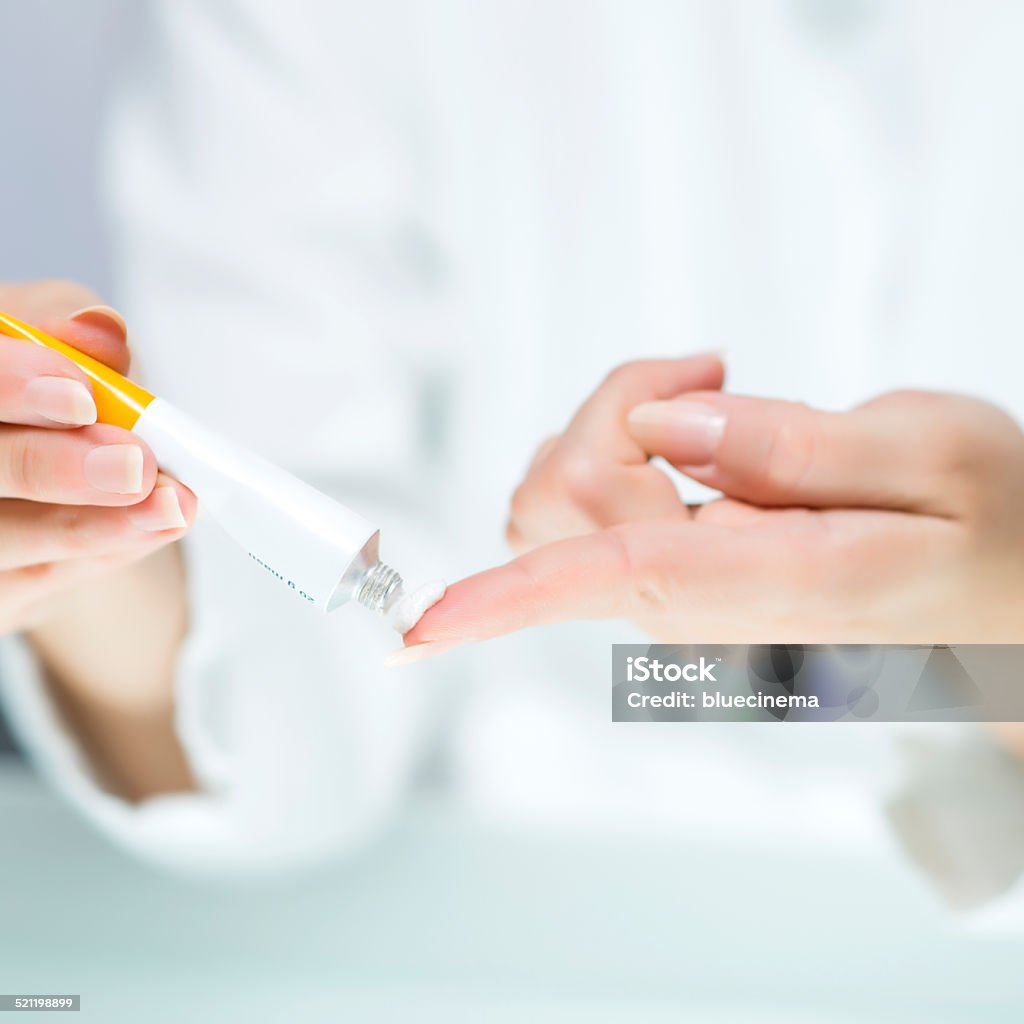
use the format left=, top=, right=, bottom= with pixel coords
left=356, top=562, right=404, bottom=613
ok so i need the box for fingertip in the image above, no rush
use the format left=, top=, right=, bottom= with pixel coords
left=626, top=393, right=729, bottom=466
left=42, top=306, right=131, bottom=375
left=690, top=350, right=727, bottom=383
left=406, top=532, right=628, bottom=646
left=384, top=639, right=461, bottom=668
left=72, top=425, right=157, bottom=504
left=22, top=374, right=98, bottom=427
left=402, top=596, right=454, bottom=646
left=126, top=473, right=195, bottom=534
left=175, top=483, right=199, bottom=527
left=158, top=472, right=199, bottom=527
left=402, top=576, right=491, bottom=646
left=66, top=305, right=128, bottom=339
left=139, top=443, right=160, bottom=498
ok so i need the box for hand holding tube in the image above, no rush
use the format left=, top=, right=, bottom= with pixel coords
left=0, top=297, right=396, bottom=616
left=0, top=280, right=197, bottom=799
left=0, top=281, right=195, bottom=634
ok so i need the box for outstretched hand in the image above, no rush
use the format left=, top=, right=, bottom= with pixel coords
left=397, top=358, right=1024, bottom=661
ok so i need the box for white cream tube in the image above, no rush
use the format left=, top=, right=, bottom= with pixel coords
left=134, top=398, right=403, bottom=613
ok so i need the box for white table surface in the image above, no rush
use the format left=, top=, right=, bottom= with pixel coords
left=0, top=763, right=1021, bottom=1023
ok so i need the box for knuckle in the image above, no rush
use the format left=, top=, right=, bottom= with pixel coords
left=52, top=506, right=101, bottom=554
left=508, top=480, right=540, bottom=526
left=556, top=453, right=607, bottom=511
left=921, top=396, right=1018, bottom=480
left=630, top=573, right=671, bottom=618
left=528, top=435, right=559, bottom=473
left=600, top=361, right=642, bottom=391
left=954, top=397, right=1021, bottom=451
left=504, top=519, right=530, bottom=554
left=17, top=562, right=58, bottom=586
left=928, top=427, right=975, bottom=482
left=609, top=528, right=672, bottom=619
left=866, top=390, right=1023, bottom=479
left=761, top=412, right=817, bottom=496
left=4, top=433, right=39, bottom=494
left=863, top=388, right=943, bottom=415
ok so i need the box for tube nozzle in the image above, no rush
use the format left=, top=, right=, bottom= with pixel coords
left=356, top=562, right=404, bottom=614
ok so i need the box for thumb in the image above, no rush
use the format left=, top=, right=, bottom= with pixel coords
left=626, top=390, right=1008, bottom=517
left=1, top=280, right=130, bottom=373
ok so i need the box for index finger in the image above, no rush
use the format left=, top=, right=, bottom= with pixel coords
left=394, top=517, right=755, bottom=662
left=407, top=531, right=636, bottom=649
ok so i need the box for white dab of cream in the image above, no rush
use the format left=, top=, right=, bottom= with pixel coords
left=390, top=580, right=447, bottom=635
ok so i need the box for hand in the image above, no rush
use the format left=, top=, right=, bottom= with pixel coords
left=400, top=363, right=1024, bottom=658
left=0, top=280, right=196, bottom=635
left=0, top=280, right=197, bottom=800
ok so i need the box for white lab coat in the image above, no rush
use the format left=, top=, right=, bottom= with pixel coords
left=3, top=0, right=1024, bottom=918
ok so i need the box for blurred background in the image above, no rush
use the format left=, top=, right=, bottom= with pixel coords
left=0, top=1, right=132, bottom=292
left=0, top=0, right=132, bottom=762
left=3, top=2, right=1024, bottom=1021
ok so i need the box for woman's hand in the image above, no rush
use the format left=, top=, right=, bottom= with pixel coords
left=0, top=280, right=197, bottom=799
left=0, top=280, right=195, bottom=634
left=400, top=358, right=1024, bottom=658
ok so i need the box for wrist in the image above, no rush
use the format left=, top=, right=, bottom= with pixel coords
left=25, top=544, right=194, bottom=800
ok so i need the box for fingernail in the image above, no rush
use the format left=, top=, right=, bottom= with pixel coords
left=384, top=641, right=458, bottom=668
left=67, top=305, right=128, bottom=340
left=84, top=444, right=144, bottom=494
left=627, top=400, right=727, bottom=462
left=24, top=376, right=97, bottom=426
left=127, top=485, right=187, bottom=532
